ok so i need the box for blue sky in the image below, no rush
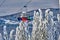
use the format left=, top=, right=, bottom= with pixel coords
left=0, top=0, right=59, bottom=16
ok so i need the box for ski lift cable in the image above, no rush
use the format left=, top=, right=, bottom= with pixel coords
left=0, top=0, right=6, bottom=7
left=17, top=0, right=32, bottom=12
left=0, top=0, right=32, bottom=22
left=0, top=0, right=32, bottom=12
left=24, top=0, right=32, bottom=7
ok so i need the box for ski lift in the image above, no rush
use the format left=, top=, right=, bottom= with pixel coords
left=17, top=0, right=32, bottom=22
left=17, top=16, right=33, bottom=22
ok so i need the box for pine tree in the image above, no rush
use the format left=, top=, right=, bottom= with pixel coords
left=0, top=33, right=3, bottom=40
left=32, top=9, right=48, bottom=40
left=15, top=21, right=26, bottom=40
left=9, top=29, right=15, bottom=40
left=3, top=25, right=8, bottom=40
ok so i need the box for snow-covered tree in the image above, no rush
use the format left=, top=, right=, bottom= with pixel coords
left=38, top=9, right=48, bottom=40
left=3, top=25, right=8, bottom=40
left=9, top=29, right=15, bottom=40
left=45, top=9, right=57, bottom=40
left=0, top=33, right=3, bottom=40
left=57, top=14, right=60, bottom=22
left=15, top=27, right=19, bottom=40
left=58, top=35, right=60, bottom=40
left=15, top=21, right=26, bottom=40
left=32, top=9, right=48, bottom=40
left=32, top=10, right=40, bottom=40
